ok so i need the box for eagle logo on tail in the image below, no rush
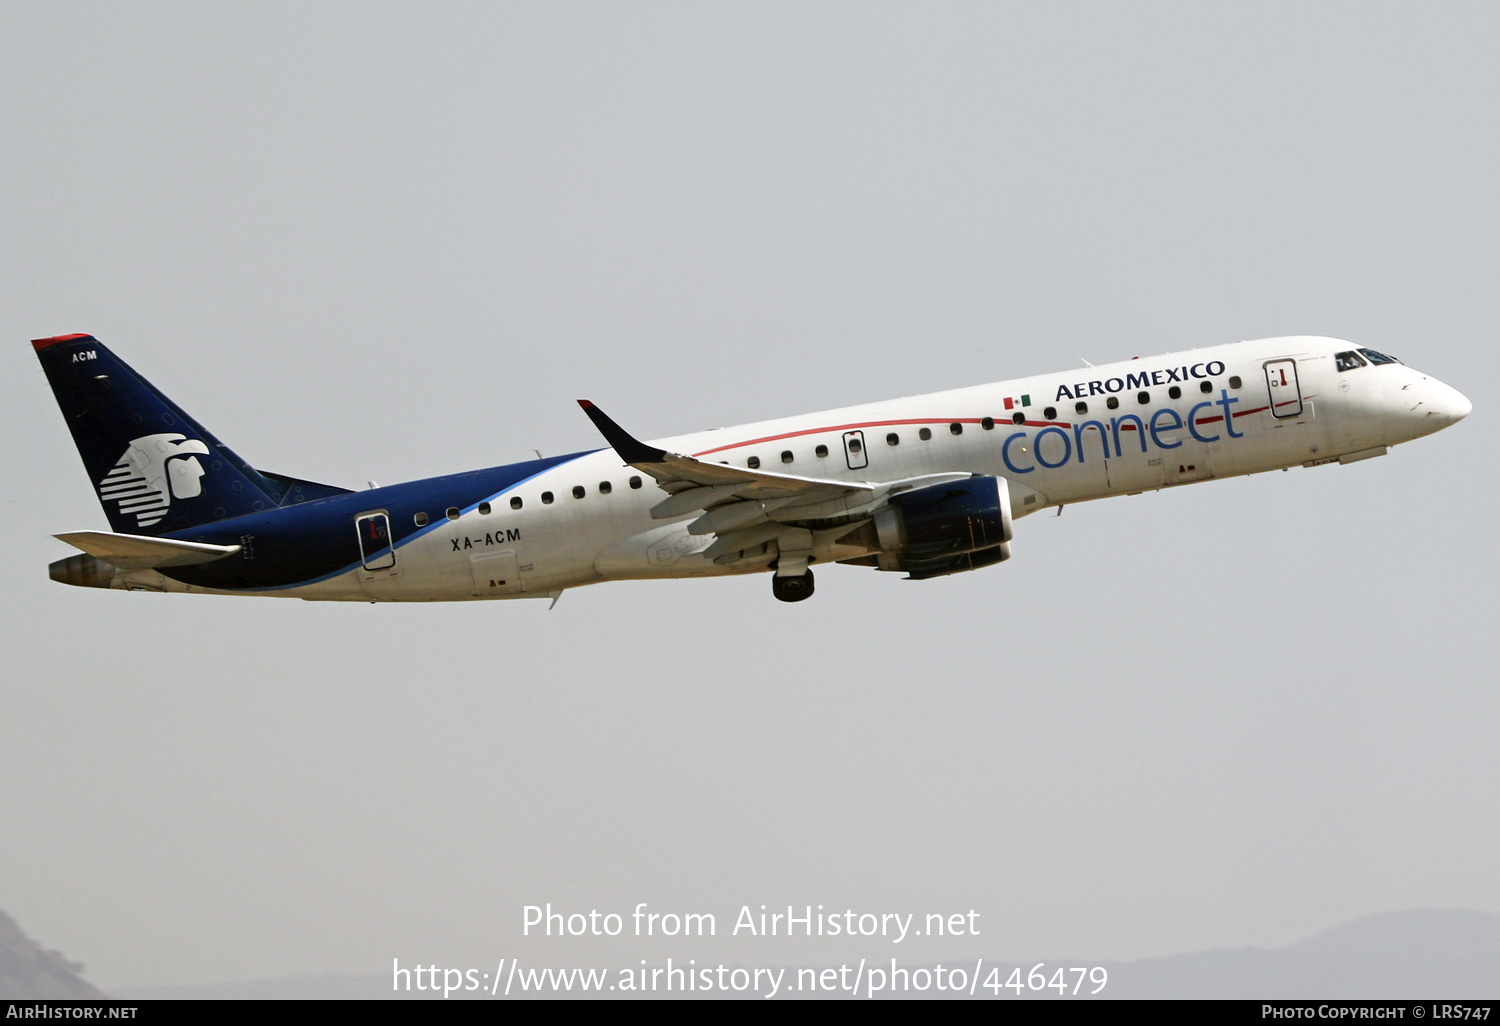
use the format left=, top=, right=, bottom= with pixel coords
left=97, top=433, right=211, bottom=529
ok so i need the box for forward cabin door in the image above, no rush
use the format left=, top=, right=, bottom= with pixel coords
left=1265, top=359, right=1304, bottom=419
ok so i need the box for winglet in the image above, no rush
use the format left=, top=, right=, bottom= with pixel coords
left=577, top=400, right=669, bottom=464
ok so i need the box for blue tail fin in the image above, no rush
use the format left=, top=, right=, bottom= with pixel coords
left=33, top=334, right=342, bottom=535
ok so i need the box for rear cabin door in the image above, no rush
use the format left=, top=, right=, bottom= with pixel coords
left=355, top=512, right=397, bottom=572
left=1265, top=359, right=1303, bottom=419
left=842, top=430, right=868, bottom=470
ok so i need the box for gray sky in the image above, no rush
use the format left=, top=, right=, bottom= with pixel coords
left=2, top=2, right=1497, bottom=989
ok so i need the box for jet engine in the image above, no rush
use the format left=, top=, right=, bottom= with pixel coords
left=860, top=475, right=1013, bottom=579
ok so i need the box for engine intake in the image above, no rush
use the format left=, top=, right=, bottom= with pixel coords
left=870, top=476, right=1013, bottom=579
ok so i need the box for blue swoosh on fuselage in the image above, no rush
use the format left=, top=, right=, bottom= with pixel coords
left=157, top=451, right=596, bottom=591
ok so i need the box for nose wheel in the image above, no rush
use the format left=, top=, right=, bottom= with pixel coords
left=772, top=569, right=815, bottom=603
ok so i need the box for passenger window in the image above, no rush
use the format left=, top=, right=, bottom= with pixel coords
left=949, top=422, right=963, bottom=435
left=599, top=481, right=612, bottom=494
left=1074, top=401, right=1088, bottom=415
left=629, top=476, right=642, bottom=489
left=1168, top=386, right=1181, bottom=400
left=1229, top=375, right=1242, bottom=389
left=1359, top=348, right=1401, bottom=365
left=781, top=450, right=794, bottom=463
left=1043, top=407, right=1056, bottom=420
left=815, top=444, right=829, bottom=457
left=747, top=456, right=761, bottom=469
left=886, top=433, right=900, bottom=446
left=572, top=486, right=585, bottom=499
left=510, top=496, right=523, bottom=510
left=1011, top=411, right=1025, bottom=424
left=1200, top=380, right=1213, bottom=394
left=477, top=501, right=491, bottom=515
left=1106, top=396, right=1119, bottom=410
left=919, top=427, right=932, bottom=441
left=848, top=438, right=862, bottom=453
left=1137, top=391, right=1150, bottom=405
left=414, top=512, right=429, bottom=526
left=541, top=491, right=554, bottom=504
left=981, top=416, right=994, bottom=430
left=445, top=507, right=460, bottom=520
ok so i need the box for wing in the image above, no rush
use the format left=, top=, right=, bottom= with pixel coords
left=577, top=401, right=971, bottom=560
left=55, top=531, right=242, bottom=570
left=578, top=399, right=873, bottom=522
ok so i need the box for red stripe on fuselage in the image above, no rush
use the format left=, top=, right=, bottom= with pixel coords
left=688, top=404, right=1274, bottom=456
left=692, top=418, right=986, bottom=456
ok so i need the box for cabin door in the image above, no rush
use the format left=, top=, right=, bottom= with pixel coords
left=1265, top=359, right=1303, bottom=419
left=842, top=430, right=868, bottom=470
left=355, top=512, right=397, bottom=572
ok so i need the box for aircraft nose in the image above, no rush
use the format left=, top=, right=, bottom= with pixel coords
left=1397, top=373, right=1470, bottom=440
left=1435, top=380, right=1471, bottom=423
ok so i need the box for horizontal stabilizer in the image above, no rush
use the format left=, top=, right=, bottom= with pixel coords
left=54, top=530, right=241, bottom=570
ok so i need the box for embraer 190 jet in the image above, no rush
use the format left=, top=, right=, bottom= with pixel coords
left=34, top=333, right=1468, bottom=603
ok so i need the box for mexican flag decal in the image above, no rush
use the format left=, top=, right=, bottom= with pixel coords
left=1002, top=395, right=1031, bottom=410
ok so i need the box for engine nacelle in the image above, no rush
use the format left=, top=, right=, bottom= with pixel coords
left=871, top=475, right=1013, bottom=579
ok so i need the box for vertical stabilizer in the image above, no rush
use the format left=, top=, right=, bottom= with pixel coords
left=33, top=334, right=280, bottom=534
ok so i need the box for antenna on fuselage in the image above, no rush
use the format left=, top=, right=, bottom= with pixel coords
left=1079, top=358, right=1095, bottom=367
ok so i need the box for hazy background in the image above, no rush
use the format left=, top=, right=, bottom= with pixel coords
left=2, top=1, right=1495, bottom=991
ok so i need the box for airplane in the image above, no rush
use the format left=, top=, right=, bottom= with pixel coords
left=34, top=332, right=1469, bottom=604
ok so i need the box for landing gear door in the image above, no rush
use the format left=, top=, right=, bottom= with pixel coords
left=1265, top=359, right=1303, bottom=419
left=842, top=430, right=868, bottom=470
left=355, top=512, right=397, bottom=572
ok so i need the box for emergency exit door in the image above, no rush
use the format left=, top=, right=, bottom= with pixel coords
left=1265, top=359, right=1303, bottom=419
left=842, top=430, right=868, bottom=470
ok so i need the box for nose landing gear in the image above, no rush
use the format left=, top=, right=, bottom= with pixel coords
left=772, top=569, right=815, bottom=603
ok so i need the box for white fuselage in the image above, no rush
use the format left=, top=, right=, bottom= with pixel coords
left=122, top=336, right=1471, bottom=601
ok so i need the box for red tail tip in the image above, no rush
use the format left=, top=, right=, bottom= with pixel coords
left=32, top=333, right=95, bottom=351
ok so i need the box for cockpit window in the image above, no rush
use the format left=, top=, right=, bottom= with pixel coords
left=1335, top=351, right=1367, bottom=372
left=1358, top=348, right=1401, bottom=366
